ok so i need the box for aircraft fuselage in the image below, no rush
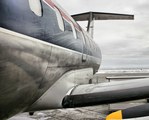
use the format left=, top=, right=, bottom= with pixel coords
left=0, top=0, right=101, bottom=119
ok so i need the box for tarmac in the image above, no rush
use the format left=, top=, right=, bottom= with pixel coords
left=9, top=105, right=109, bottom=120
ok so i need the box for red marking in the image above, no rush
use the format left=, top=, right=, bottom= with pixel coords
left=60, top=10, right=70, bottom=22
left=44, top=0, right=81, bottom=31
left=44, top=0, right=54, bottom=8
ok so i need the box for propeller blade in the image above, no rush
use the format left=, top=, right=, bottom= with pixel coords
left=106, top=103, right=149, bottom=120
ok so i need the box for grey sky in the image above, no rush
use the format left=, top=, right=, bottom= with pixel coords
left=56, top=0, right=149, bottom=68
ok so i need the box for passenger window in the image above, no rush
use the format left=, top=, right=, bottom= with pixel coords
left=81, top=32, right=86, bottom=44
left=94, top=44, right=96, bottom=51
left=88, top=40, right=91, bottom=48
left=89, top=40, right=92, bottom=48
left=95, top=45, right=97, bottom=51
left=85, top=36, right=90, bottom=47
left=96, top=46, right=98, bottom=52
left=93, top=44, right=96, bottom=51
left=55, top=7, right=65, bottom=31
left=70, top=22, right=77, bottom=39
left=28, top=0, right=42, bottom=17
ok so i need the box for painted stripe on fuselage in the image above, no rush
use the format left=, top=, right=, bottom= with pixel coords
left=0, top=27, right=101, bottom=61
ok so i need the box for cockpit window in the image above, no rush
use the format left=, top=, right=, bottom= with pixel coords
left=54, top=7, right=65, bottom=31
left=28, top=0, right=42, bottom=17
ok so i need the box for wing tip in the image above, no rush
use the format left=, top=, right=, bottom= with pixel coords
left=106, top=110, right=123, bottom=120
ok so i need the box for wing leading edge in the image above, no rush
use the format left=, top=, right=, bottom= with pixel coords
left=62, top=78, right=149, bottom=108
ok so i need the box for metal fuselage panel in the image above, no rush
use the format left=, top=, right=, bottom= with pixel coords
left=0, top=0, right=101, bottom=119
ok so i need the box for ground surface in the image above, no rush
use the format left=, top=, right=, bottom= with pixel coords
left=9, top=105, right=109, bottom=120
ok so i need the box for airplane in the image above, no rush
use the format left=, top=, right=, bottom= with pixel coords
left=0, top=0, right=149, bottom=120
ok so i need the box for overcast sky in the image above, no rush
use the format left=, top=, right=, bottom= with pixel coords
left=56, top=0, right=149, bottom=68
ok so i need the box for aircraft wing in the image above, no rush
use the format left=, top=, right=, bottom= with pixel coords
left=106, top=76, right=149, bottom=80
left=106, top=103, right=149, bottom=120
left=62, top=78, right=149, bottom=108
left=71, top=12, right=134, bottom=21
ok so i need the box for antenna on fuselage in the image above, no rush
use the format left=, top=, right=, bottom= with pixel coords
left=71, top=12, right=134, bottom=38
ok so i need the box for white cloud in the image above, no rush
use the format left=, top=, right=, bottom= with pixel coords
left=137, top=0, right=148, bottom=4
